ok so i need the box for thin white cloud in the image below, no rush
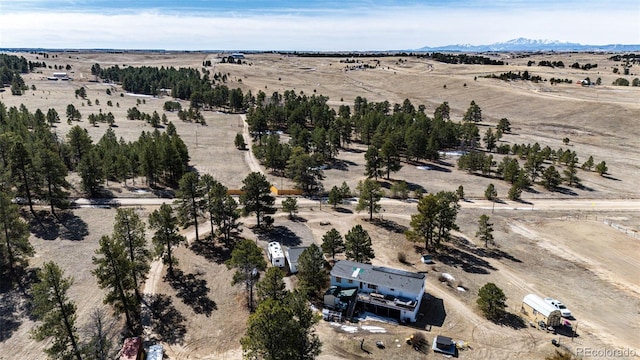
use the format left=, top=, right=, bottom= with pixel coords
left=1, top=4, right=638, bottom=50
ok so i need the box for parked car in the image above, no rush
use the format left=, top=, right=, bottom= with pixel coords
left=544, top=297, right=572, bottom=318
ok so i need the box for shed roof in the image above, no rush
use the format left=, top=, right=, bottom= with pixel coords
left=523, top=294, right=561, bottom=318
left=286, top=246, right=308, bottom=265
left=331, top=260, right=425, bottom=295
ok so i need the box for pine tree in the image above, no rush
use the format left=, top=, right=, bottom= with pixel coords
left=31, top=262, right=83, bottom=360
left=0, top=189, right=33, bottom=281
left=92, top=235, right=139, bottom=333
left=175, top=172, right=203, bottom=242
left=256, top=267, right=287, bottom=303
left=149, top=204, right=186, bottom=277
left=321, top=228, right=344, bottom=260
left=345, top=225, right=375, bottom=263
left=226, top=238, right=267, bottom=311
left=112, top=208, right=150, bottom=299
left=355, top=179, right=382, bottom=221
left=240, top=172, right=276, bottom=228
left=476, top=214, right=495, bottom=247
left=296, top=244, right=328, bottom=298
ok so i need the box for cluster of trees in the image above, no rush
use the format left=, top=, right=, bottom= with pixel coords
left=537, top=60, right=565, bottom=68
left=429, top=53, right=505, bottom=65
left=249, top=90, right=498, bottom=192
left=1, top=54, right=29, bottom=85
left=239, top=265, right=322, bottom=359
left=0, top=101, right=191, bottom=215
left=28, top=204, right=193, bottom=358
left=459, top=135, right=608, bottom=199
left=485, top=71, right=543, bottom=83
left=612, top=77, right=640, bottom=86
left=94, top=64, right=250, bottom=112
left=609, top=54, right=639, bottom=62
left=570, top=62, right=597, bottom=70
left=549, top=78, right=573, bottom=85
left=126, top=107, right=167, bottom=127
left=406, top=191, right=460, bottom=251
left=320, top=225, right=376, bottom=263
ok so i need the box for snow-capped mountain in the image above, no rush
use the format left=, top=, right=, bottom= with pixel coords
left=415, top=38, right=640, bottom=52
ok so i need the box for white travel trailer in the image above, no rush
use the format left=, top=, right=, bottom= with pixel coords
left=267, top=242, right=285, bottom=268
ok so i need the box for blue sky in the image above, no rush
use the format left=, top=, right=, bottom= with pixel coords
left=1, top=0, right=639, bottom=50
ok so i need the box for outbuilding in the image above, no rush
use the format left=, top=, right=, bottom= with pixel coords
left=521, top=294, right=562, bottom=328
left=285, top=246, right=308, bottom=274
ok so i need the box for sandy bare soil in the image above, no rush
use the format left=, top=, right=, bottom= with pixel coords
left=1, top=51, right=640, bottom=360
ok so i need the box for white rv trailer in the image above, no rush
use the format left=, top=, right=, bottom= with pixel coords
left=267, top=242, right=285, bottom=268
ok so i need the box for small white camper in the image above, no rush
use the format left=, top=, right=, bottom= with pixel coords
left=267, top=242, right=285, bottom=268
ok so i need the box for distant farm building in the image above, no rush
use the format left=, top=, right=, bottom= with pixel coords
left=327, top=260, right=426, bottom=323
left=231, top=53, right=245, bottom=59
left=48, top=72, right=70, bottom=81
left=520, top=294, right=562, bottom=328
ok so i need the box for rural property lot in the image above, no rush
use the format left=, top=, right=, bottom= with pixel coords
left=1, top=51, right=639, bottom=359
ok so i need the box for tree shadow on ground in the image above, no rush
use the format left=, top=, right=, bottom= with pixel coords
left=0, top=268, right=38, bottom=341
left=369, top=218, right=408, bottom=234
left=0, top=286, right=22, bottom=342
left=450, top=236, right=521, bottom=263
left=554, top=186, right=578, bottom=196
left=190, top=239, right=232, bottom=264
left=333, top=207, right=353, bottom=214
left=26, top=210, right=60, bottom=240
left=497, top=312, right=527, bottom=329
left=435, top=245, right=496, bottom=274
left=26, top=210, right=88, bottom=241
left=57, top=210, right=89, bottom=241
left=144, top=294, right=187, bottom=345
left=257, top=225, right=302, bottom=247
left=330, top=159, right=357, bottom=171
left=165, top=269, right=217, bottom=317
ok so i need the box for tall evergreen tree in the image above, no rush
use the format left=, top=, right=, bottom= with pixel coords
left=364, top=146, right=383, bottom=180
left=320, top=228, right=344, bottom=260
left=476, top=214, right=495, bottom=247
left=241, top=293, right=321, bottom=360
left=149, top=203, right=186, bottom=277
left=175, top=172, right=203, bottom=242
left=344, top=225, right=375, bottom=263
left=31, top=262, right=83, bottom=360
left=256, top=267, right=287, bottom=303
left=355, top=179, right=382, bottom=221
left=112, top=208, right=150, bottom=299
left=92, top=235, right=139, bottom=333
left=226, top=238, right=267, bottom=312
left=296, top=244, right=328, bottom=298
left=35, top=146, right=69, bottom=217
left=240, top=172, right=276, bottom=228
left=0, top=189, right=33, bottom=281
left=10, top=141, right=40, bottom=216
left=380, top=139, right=402, bottom=180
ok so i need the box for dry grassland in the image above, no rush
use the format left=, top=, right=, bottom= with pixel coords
left=1, top=51, right=639, bottom=360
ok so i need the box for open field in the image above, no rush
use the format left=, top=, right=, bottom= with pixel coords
left=1, top=51, right=640, bottom=360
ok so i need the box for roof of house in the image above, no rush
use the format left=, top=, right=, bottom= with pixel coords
left=523, top=294, right=561, bottom=318
left=331, top=260, right=425, bottom=295
left=285, top=246, right=308, bottom=265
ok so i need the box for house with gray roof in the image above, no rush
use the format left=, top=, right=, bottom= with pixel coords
left=329, top=260, right=426, bottom=322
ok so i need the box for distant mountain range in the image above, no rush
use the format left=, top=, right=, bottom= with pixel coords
left=415, top=38, right=640, bottom=52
